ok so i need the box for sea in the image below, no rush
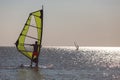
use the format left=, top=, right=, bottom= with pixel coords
left=0, top=46, right=120, bottom=80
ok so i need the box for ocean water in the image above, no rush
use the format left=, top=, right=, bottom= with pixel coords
left=0, top=46, right=120, bottom=80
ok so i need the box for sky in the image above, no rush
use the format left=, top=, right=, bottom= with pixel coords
left=0, top=0, right=120, bottom=46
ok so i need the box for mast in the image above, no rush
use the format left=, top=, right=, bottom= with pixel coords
left=39, top=5, right=43, bottom=55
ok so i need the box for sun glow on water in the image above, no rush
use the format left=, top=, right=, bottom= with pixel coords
left=44, top=46, right=120, bottom=68
left=80, top=47, right=120, bottom=52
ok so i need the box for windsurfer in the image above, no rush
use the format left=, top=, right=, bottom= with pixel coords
left=30, top=41, right=39, bottom=67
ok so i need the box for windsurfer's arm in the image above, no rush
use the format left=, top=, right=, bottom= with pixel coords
left=30, top=44, right=34, bottom=46
left=24, top=43, right=34, bottom=46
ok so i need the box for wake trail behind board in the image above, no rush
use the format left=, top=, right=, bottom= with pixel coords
left=23, top=64, right=54, bottom=69
left=0, top=64, right=54, bottom=69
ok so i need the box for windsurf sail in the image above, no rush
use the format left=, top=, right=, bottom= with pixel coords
left=15, top=8, right=43, bottom=62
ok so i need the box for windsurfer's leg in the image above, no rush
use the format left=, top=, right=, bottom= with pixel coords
left=36, top=62, right=38, bottom=67
left=30, top=55, right=34, bottom=67
left=30, top=60, right=32, bottom=67
left=35, top=59, right=39, bottom=71
left=35, top=57, right=38, bottom=67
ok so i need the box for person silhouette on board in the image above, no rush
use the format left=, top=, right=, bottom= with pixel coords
left=30, top=41, right=39, bottom=68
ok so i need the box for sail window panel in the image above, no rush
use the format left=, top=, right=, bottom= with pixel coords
left=30, top=16, right=36, bottom=27
left=26, top=16, right=38, bottom=40
left=24, top=16, right=38, bottom=52
left=34, top=16, right=42, bottom=46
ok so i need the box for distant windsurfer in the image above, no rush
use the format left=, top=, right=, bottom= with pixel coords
left=30, top=41, right=39, bottom=67
left=74, top=42, right=79, bottom=50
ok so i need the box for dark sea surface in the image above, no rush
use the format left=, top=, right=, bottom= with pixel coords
left=0, top=46, right=120, bottom=80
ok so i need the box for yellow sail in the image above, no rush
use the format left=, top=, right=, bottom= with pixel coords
left=15, top=9, right=43, bottom=61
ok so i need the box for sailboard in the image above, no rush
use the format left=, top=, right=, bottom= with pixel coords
left=15, top=8, right=43, bottom=63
